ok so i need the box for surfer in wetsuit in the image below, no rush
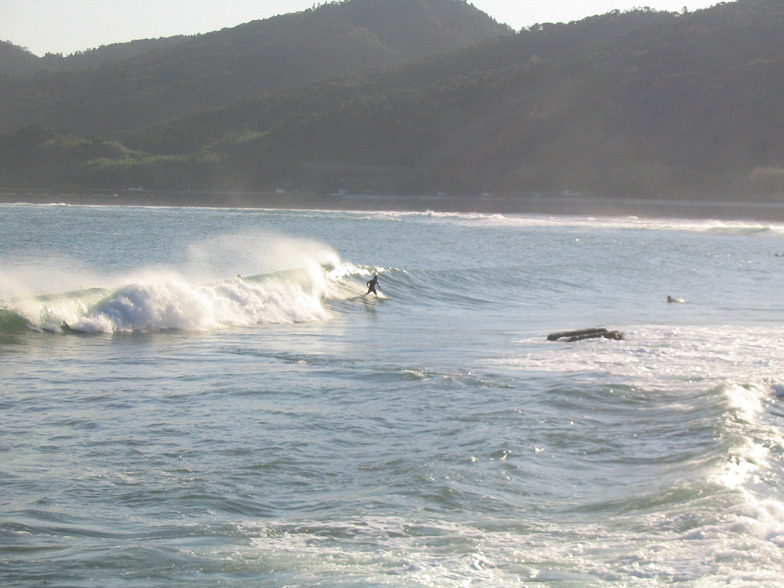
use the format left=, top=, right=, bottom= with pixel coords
left=366, top=275, right=379, bottom=296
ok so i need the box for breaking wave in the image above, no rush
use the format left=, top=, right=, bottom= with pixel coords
left=0, top=233, right=382, bottom=334
left=1, top=267, right=377, bottom=334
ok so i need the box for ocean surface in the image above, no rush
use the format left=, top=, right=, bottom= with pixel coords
left=2, top=203, right=784, bottom=586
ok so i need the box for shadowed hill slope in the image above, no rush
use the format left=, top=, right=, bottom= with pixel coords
left=0, top=0, right=509, bottom=136
left=3, top=0, right=784, bottom=202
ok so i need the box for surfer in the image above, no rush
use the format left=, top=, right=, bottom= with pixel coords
left=366, top=274, right=379, bottom=296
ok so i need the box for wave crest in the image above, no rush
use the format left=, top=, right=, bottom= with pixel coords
left=0, top=232, right=386, bottom=334
left=2, top=263, right=371, bottom=334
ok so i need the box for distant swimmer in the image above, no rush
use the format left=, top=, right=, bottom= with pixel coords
left=667, top=295, right=685, bottom=303
left=366, top=275, right=379, bottom=296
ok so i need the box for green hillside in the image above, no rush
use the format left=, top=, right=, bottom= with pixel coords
left=3, top=0, right=784, bottom=202
left=0, top=0, right=509, bottom=136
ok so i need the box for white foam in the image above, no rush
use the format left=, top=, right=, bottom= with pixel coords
left=221, top=512, right=784, bottom=585
left=2, top=232, right=362, bottom=333
left=496, top=324, right=784, bottom=392
left=63, top=267, right=333, bottom=333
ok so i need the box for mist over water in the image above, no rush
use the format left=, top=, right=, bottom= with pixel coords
left=2, top=204, right=784, bottom=586
left=1, top=227, right=353, bottom=333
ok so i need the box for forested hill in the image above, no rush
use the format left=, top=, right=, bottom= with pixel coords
left=3, top=0, right=784, bottom=202
left=0, top=42, right=42, bottom=75
left=0, top=0, right=509, bottom=136
left=0, top=38, right=191, bottom=76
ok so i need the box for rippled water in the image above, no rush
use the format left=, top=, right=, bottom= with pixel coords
left=2, top=204, right=784, bottom=586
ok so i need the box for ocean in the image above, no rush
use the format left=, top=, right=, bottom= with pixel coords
left=1, top=203, right=783, bottom=586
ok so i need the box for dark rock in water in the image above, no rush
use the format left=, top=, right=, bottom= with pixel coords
left=547, top=328, right=624, bottom=342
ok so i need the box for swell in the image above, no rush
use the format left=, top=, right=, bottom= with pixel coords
left=0, top=307, right=31, bottom=333
left=377, top=266, right=522, bottom=310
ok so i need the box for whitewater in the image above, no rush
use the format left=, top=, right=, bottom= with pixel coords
left=2, top=203, right=784, bottom=586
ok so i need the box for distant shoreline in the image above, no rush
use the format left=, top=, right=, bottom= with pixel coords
left=2, top=189, right=784, bottom=222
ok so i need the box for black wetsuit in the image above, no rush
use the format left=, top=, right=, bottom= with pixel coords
left=366, top=276, right=379, bottom=295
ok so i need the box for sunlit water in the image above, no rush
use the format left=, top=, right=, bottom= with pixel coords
left=2, top=203, right=784, bottom=586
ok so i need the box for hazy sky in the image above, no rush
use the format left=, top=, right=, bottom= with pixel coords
left=4, top=0, right=721, bottom=57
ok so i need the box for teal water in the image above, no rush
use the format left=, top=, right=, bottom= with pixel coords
left=2, top=204, right=784, bottom=586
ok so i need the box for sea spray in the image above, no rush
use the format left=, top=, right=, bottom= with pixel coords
left=0, top=232, right=356, bottom=333
left=181, top=231, right=342, bottom=283
left=0, top=252, right=106, bottom=300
